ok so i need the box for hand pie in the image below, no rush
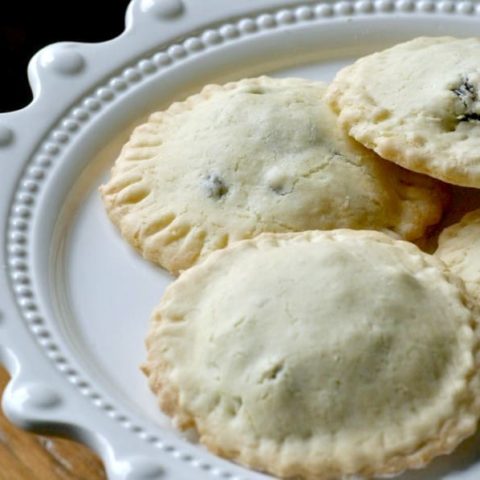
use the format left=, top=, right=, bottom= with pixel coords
left=101, top=77, right=445, bottom=274
left=144, top=230, right=480, bottom=479
left=327, top=37, right=480, bottom=187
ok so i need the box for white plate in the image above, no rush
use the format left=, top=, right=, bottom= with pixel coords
left=2, top=1, right=480, bottom=479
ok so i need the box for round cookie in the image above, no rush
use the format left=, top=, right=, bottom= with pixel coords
left=436, top=209, right=480, bottom=302
left=144, top=230, right=480, bottom=479
left=327, top=37, right=480, bottom=188
left=100, top=76, right=445, bottom=275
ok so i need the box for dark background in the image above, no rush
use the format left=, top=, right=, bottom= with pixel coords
left=0, top=1, right=131, bottom=112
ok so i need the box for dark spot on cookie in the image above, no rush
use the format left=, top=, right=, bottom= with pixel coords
left=271, top=184, right=291, bottom=196
left=260, top=362, right=285, bottom=383
left=373, top=108, right=391, bottom=122
left=459, top=112, right=480, bottom=123
left=202, top=173, right=228, bottom=199
left=246, top=86, right=265, bottom=95
left=452, top=76, right=480, bottom=123
left=268, top=363, right=284, bottom=380
left=453, top=78, right=476, bottom=105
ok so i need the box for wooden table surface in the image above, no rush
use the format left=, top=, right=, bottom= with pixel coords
left=0, top=366, right=106, bottom=480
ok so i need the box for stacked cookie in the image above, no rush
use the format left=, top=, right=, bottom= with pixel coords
left=101, top=37, right=480, bottom=480
left=101, top=76, right=445, bottom=274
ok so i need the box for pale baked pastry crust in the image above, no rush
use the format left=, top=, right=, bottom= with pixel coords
left=436, top=209, right=480, bottom=303
left=100, top=76, right=445, bottom=275
left=327, top=36, right=480, bottom=188
left=143, top=230, right=480, bottom=479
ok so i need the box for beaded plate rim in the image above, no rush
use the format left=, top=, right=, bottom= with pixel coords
left=2, top=0, right=480, bottom=478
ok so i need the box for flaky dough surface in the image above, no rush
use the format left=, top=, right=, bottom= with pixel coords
left=101, top=77, right=445, bottom=274
left=144, top=230, right=480, bottom=479
left=327, top=37, right=480, bottom=188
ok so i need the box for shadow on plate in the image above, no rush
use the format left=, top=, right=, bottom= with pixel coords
left=398, top=425, right=480, bottom=479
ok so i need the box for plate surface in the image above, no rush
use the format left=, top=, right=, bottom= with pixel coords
left=2, top=1, right=480, bottom=479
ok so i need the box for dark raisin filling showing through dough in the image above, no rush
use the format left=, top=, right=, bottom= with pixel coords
left=452, top=76, right=480, bottom=123
left=203, top=173, right=228, bottom=199
left=270, top=183, right=292, bottom=196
